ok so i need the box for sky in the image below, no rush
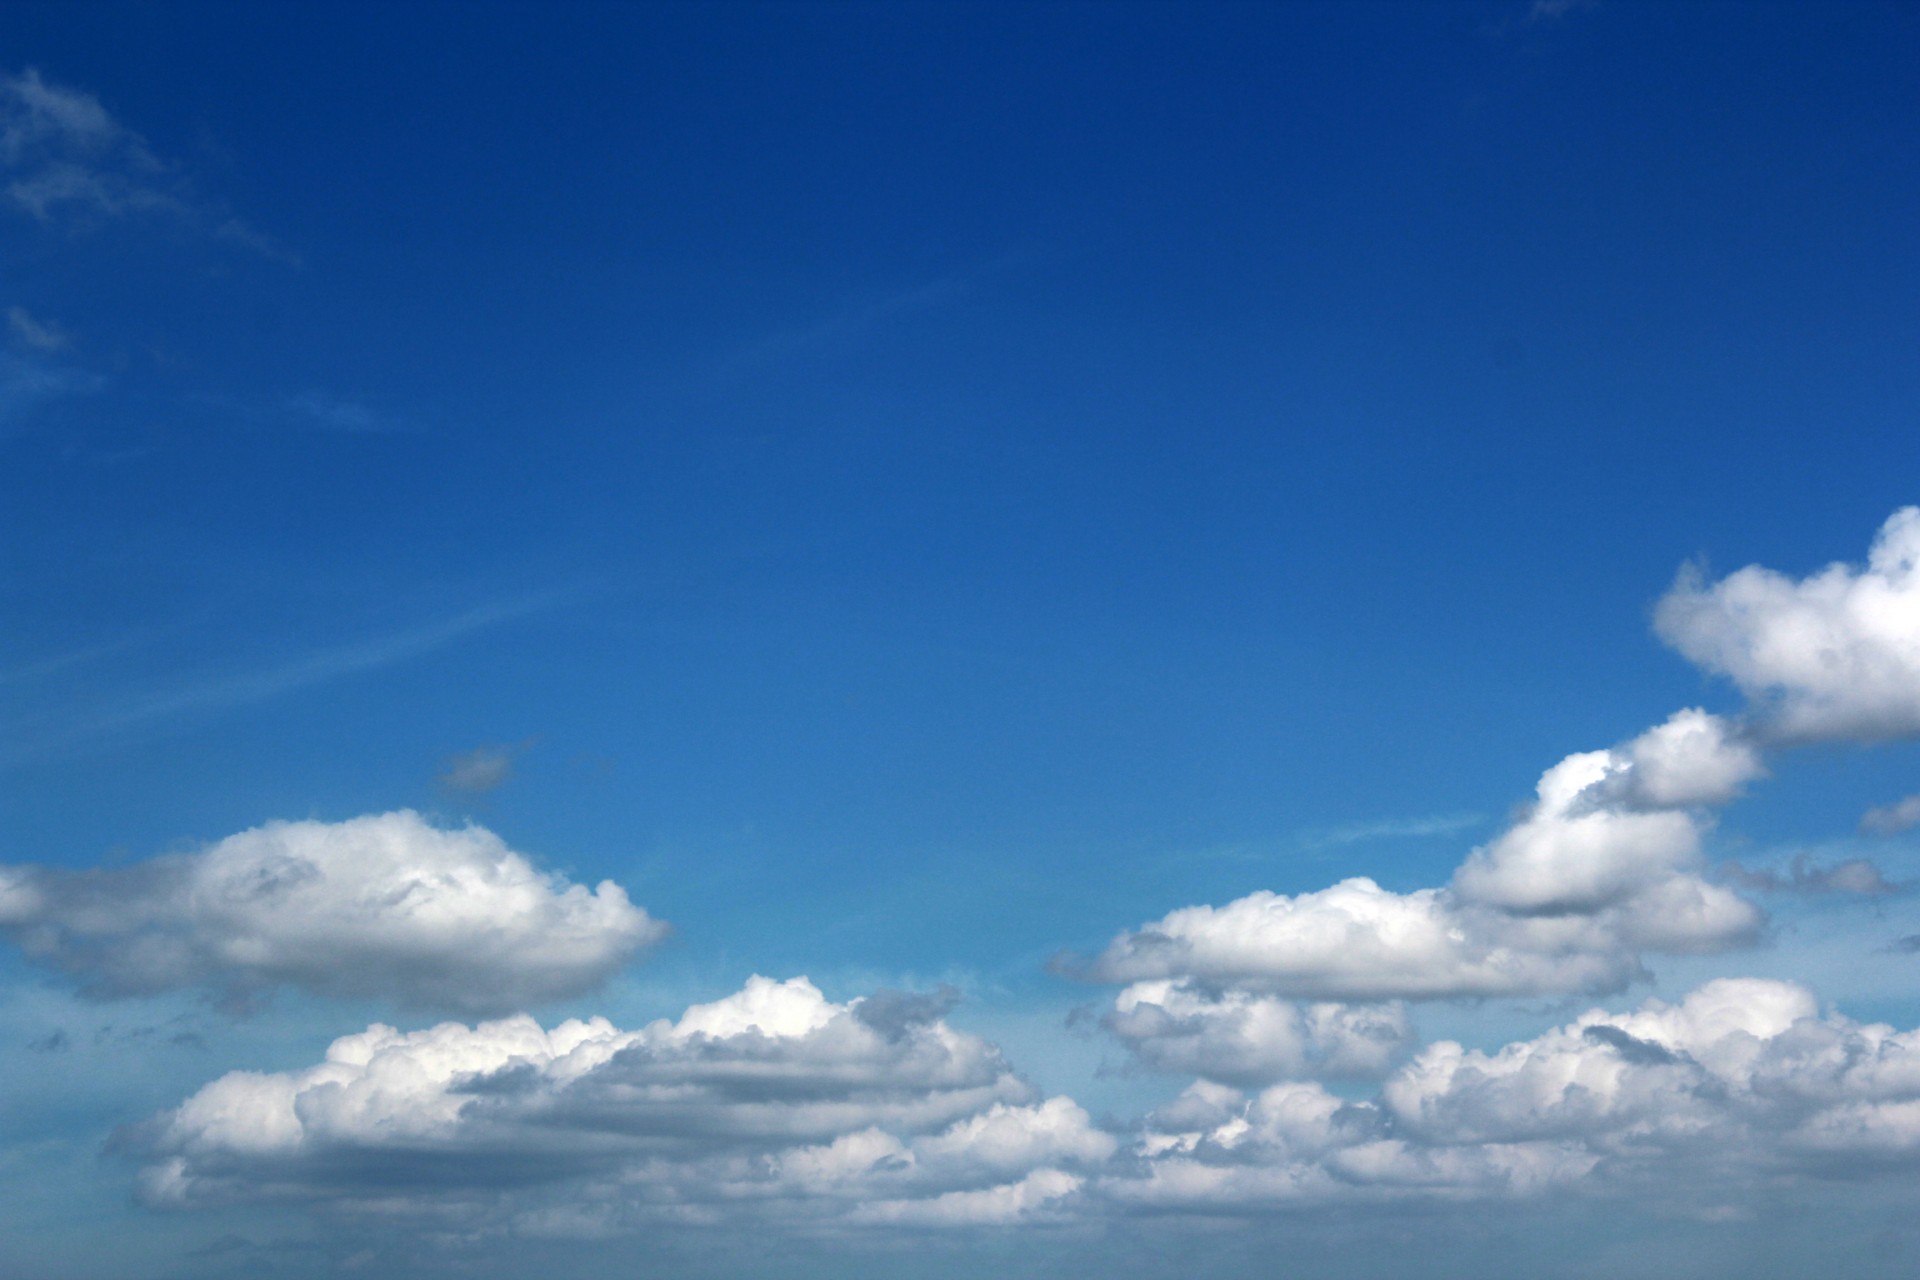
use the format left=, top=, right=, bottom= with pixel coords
left=2, top=1, right=1920, bottom=1276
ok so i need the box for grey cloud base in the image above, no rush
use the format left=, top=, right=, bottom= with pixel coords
left=131, top=974, right=1920, bottom=1233
left=133, top=976, right=1113, bottom=1231
left=13, top=506, right=1920, bottom=1246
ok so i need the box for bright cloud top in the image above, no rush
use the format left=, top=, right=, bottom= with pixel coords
left=1109, top=978, right=1920, bottom=1213
left=133, top=975, right=1111, bottom=1231
left=0, top=810, right=663, bottom=1014
left=1083, top=513, right=1920, bottom=1082
left=1656, top=506, right=1920, bottom=743
left=1082, top=708, right=1762, bottom=1010
left=135, top=975, right=1920, bottom=1230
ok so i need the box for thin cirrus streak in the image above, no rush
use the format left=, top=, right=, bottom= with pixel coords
left=0, top=584, right=594, bottom=768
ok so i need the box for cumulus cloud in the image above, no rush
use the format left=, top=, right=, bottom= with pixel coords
left=1655, top=507, right=1920, bottom=743
left=131, top=975, right=1108, bottom=1230
left=1105, top=982, right=1413, bottom=1085
left=1089, top=510, right=1920, bottom=1048
left=1081, top=710, right=1762, bottom=1006
left=121, top=972, right=1920, bottom=1230
left=0, top=811, right=663, bottom=1014
left=1106, top=978, right=1920, bottom=1212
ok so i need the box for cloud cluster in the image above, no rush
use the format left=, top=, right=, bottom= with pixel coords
left=134, top=974, right=1920, bottom=1230
left=0, top=811, right=663, bottom=1014
left=1080, top=512, right=1920, bottom=1087
left=1656, top=507, right=1920, bottom=743
left=1104, top=982, right=1413, bottom=1085
left=1106, top=978, right=1920, bottom=1212
left=132, top=975, right=1111, bottom=1231
left=23, top=505, right=1920, bottom=1244
left=1081, top=709, right=1762, bottom=1020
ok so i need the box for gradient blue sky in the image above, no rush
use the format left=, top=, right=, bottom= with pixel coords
left=4, top=3, right=1920, bottom=1277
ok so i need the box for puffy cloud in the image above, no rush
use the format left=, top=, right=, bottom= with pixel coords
left=1105, top=1079, right=1594, bottom=1212
left=1084, top=878, right=1640, bottom=1000
left=1655, top=507, right=1920, bottom=743
left=122, top=975, right=1920, bottom=1230
left=1610, top=708, right=1766, bottom=809
left=1105, top=978, right=1920, bottom=1212
left=1105, top=981, right=1412, bottom=1084
left=1083, top=711, right=1762, bottom=1006
left=0, top=811, right=663, bottom=1014
left=1452, top=710, right=1759, bottom=914
left=131, top=976, right=1105, bottom=1230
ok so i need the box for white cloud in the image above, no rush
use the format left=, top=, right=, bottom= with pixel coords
left=0, top=810, right=663, bottom=1013
left=1452, top=709, right=1760, bottom=914
left=131, top=976, right=1105, bottom=1231
left=1106, top=978, right=1920, bottom=1213
left=1084, top=710, right=1762, bottom=1004
left=1655, top=507, right=1920, bottom=743
left=1105, top=981, right=1412, bottom=1084
left=120, top=972, right=1920, bottom=1231
left=1084, top=877, right=1633, bottom=999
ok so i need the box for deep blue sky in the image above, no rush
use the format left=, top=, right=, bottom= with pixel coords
left=3, top=3, right=1920, bottom=1277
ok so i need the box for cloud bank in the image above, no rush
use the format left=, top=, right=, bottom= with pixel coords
left=1107, top=977, right=1920, bottom=1213
left=133, top=975, right=1110, bottom=1232
left=0, top=811, right=663, bottom=1014
left=22, top=505, right=1920, bottom=1245
left=130, top=974, right=1920, bottom=1232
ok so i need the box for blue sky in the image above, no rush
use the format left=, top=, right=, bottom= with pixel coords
left=4, top=2, right=1920, bottom=1276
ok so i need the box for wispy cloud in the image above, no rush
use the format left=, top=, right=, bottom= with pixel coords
left=0, top=625, right=175, bottom=687
left=438, top=739, right=537, bottom=795
left=733, top=275, right=974, bottom=365
left=6, top=305, right=69, bottom=352
left=282, top=391, right=412, bottom=435
left=1529, top=0, right=1598, bottom=21
left=0, top=67, right=290, bottom=259
left=0, top=349, right=103, bottom=430
left=0, top=587, right=589, bottom=766
left=1296, top=812, right=1484, bottom=850
left=1720, top=853, right=1899, bottom=897
left=727, top=251, right=1040, bottom=367
left=1863, top=794, right=1920, bottom=837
